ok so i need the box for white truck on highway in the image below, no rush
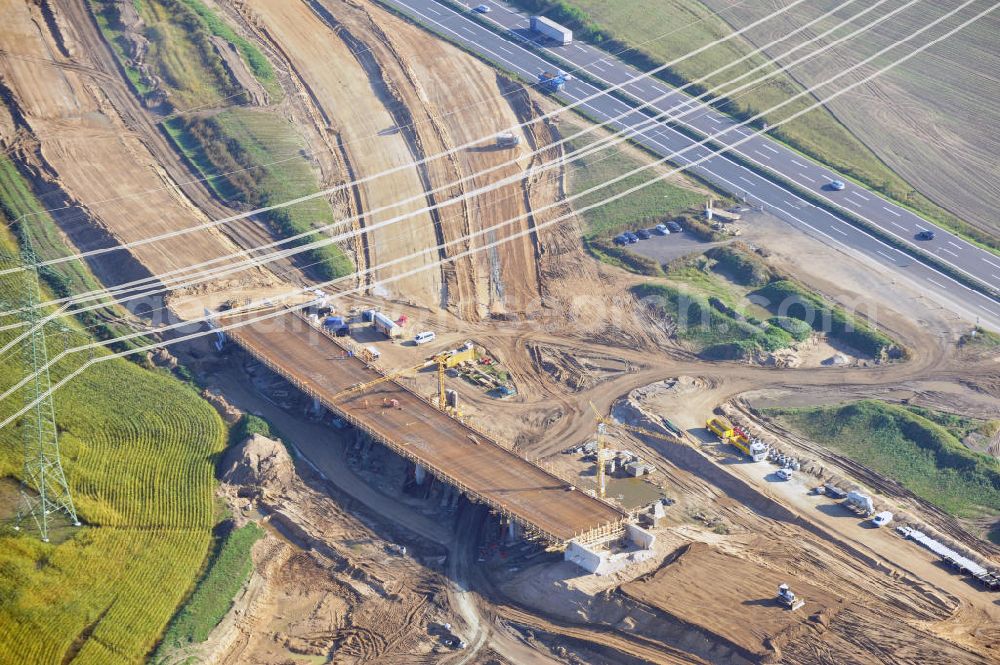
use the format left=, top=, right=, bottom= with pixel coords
left=530, top=16, right=572, bottom=45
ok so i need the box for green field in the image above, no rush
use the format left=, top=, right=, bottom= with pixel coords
left=633, top=281, right=807, bottom=359
left=563, top=118, right=705, bottom=239
left=0, top=155, right=233, bottom=663
left=768, top=401, right=1000, bottom=522
left=164, top=108, right=354, bottom=280
left=508, top=0, right=995, bottom=252
left=152, top=522, right=263, bottom=661
left=92, top=0, right=354, bottom=281
left=90, top=0, right=279, bottom=110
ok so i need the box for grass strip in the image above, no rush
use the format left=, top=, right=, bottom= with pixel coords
left=768, top=400, right=1000, bottom=521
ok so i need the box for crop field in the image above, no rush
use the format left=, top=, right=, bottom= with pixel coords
left=0, top=215, right=226, bottom=663
left=698, top=0, right=1000, bottom=245
left=768, top=400, right=1000, bottom=522
left=510, top=0, right=994, bottom=250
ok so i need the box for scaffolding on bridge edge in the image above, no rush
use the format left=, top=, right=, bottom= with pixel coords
left=223, top=317, right=629, bottom=546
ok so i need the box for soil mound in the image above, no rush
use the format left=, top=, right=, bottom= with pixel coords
left=221, top=434, right=294, bottom=491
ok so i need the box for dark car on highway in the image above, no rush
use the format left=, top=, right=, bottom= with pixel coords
left=636, top=229, right=652, bottom=240
left=915, top=230, right=936, bottom=241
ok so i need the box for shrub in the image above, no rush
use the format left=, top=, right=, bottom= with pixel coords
left=587, top=239, right=663, bottom=276
left=705, top=244, right=773, bottom=286
left=751, top=280, right=896, bottom=358
left=676, top=215, right=723, bottom=242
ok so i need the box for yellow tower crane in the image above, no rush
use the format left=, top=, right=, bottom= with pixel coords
left=588, top=402, right=688, bottom=498
left=328, top=354, right=453, bottom=414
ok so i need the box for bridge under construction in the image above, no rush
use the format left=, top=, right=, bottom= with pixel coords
left=220, top=308, right=627, bottom=544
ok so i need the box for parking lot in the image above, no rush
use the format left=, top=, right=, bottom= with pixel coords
left=622, top=230, right=724, bottom=264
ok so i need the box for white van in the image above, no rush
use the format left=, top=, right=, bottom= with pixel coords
left=414, top=331, right=436, bottom=345
left=871, top=511, right=893, bottom=527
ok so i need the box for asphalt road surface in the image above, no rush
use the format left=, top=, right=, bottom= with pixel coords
left=380, top=0, right=1000, bottom=328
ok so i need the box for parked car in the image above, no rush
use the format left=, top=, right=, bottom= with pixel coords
left=666, top=221, right=682, bottom=233
left=414, top=331, right=436, bottom=345
left=776, top=467, right=793, bottom=481
left=829, top=179, right=846, bottom=191
left=654, top=223, right=669, bottom=235
left=623, top=232, right=639, bottom=244
left=472, top=4, right=491, bottom=13
left=915, top=229, right=936, bottom=241
left=613, top=234, right=628, bottom=246
left=636, top=229, right=652, bottom=240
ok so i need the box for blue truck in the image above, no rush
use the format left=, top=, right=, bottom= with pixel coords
left=538, top=70, right=570, bottom=93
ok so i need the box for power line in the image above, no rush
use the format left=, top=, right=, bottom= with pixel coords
left=3, top=0, right=988, bottom=431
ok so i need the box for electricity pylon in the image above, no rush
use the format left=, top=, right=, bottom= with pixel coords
left=13, top=239, right=79, bottom=542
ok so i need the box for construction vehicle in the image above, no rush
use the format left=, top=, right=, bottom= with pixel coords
left=707, top=417, right=767, bottom=461
left=706, top=416, right=734, bottom=439
left=731, top=426, right=768, bottom=462
left=777, top=583, right=805, bottom=610
left=538, top=70, right=570, bottom=93
left=495, top=132, right=520, bottom=148
left=530, top=15, right=573, bottom=45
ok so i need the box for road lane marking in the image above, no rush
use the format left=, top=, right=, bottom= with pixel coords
left=739, top=176, right=756, bottom=185
left=575, top=44, right=587, bottom=52
left=831, top=226, right=848, bottom=236
left=927, top=277, right=947, bottom=289
left=753, top=149, right=770, bottom=160
left=882, top=206, right=902, bottom=217
left=938, top=247, right=959, bottom=258
left=948, top=240, right=962, bottom=249
left=791, top=159, right=807, bottom=168
left=497, top=45, right=513, bottom=55
left=983, top=257, right=1000, bottom=269
left=798, top=173, right=815, bottom=183
left=853, top=191, right=870, bottom=201
left=763, top=144, right=779, bottom=154
left=877, top=250, right=896, bottom=262
left=891, top=221, right=907, bottom=231
left=845, top=198, right=861, bottom=207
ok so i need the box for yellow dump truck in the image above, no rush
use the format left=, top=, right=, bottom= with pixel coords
left=706, top=416, right=734, bottom=440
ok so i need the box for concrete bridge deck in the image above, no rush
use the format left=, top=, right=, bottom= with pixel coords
left=220, top=309, right=626, bottom=542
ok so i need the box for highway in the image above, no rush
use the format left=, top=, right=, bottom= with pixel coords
left=222, top=309, right=626, bottom=542
left=379, top=0, right=1000, bottom=327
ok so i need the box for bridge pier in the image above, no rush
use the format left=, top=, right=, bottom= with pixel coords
left=309, top=396, right=324, bottom=419
left=414, top=463, right=427, bottom=485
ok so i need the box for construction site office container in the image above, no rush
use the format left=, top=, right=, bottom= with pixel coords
left=530, top=16, right=573, bottom=45
left=373, top=312, right=402, bottom=338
